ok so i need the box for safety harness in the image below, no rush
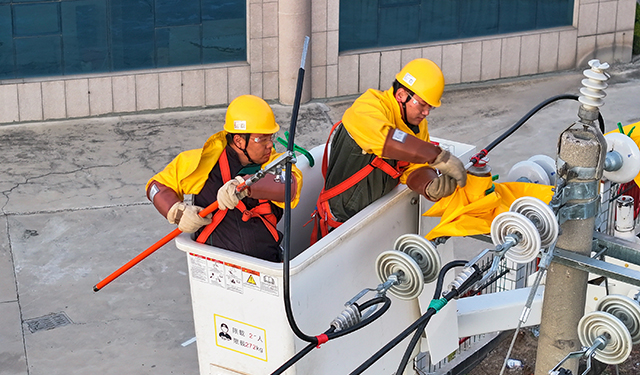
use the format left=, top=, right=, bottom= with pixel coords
left=309, top=122, right=409, bottom=244
left=196, top=149, right=280, bottom=243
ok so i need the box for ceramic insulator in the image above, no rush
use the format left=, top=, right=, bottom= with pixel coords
left=579, top=59, right=610, bottom=110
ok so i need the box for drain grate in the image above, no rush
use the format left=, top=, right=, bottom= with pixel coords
left=24, top=311, right=73, bottom=333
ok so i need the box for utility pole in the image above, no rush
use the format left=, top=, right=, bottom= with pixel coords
left=534, top=60, right=609, bottom=375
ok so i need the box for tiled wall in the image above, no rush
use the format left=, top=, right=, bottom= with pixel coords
left=0, top=0, right=635, bottom=124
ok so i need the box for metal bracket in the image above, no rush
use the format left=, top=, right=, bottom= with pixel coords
left=557, top=197, right=599, bottom=224
left=557, top=156, right=598, bottom=180
left=552, top=247, right=640, bottom=288
left=554, top=180, right=599, bottom=205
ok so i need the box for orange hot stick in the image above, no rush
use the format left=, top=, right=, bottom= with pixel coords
left=93, top=201, right=219, bottom=292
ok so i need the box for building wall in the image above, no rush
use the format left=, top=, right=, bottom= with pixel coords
left=0, top=0, right=635, bottom=124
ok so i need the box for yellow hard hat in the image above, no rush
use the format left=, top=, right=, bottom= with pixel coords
left=223, top=95, right=280, bottom=134
left=395, top=59, right=444, bottom=108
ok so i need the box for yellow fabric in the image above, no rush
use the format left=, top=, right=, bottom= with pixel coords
left=342, top=87, right=432, bottom=184
left=146, top=130, right=303, bottom=208
left=604, top=121, right=640, bottom=188
left=423, top=174, right=554, bottom=240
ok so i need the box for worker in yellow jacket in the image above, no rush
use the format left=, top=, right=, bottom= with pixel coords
left=146, top=95, right=303, bottom=262
left=313, top=59, right=466, bottom=240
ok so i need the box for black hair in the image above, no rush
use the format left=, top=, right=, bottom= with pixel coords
left=392, top=79, right=414, bottom=97
left=226, top=133, right=256, bottom=164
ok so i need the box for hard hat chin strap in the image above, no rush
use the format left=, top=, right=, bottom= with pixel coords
left=240, top=134, right=257, bottom=165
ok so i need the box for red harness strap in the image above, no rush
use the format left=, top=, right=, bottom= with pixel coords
left=309, top=122, right=409, bottom=244
left=196, top=149, right=279, bottom=244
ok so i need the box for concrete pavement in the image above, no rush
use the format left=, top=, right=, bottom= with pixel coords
left=1, top=58, right=640, bottom=375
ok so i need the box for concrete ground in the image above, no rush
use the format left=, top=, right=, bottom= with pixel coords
left=1, top=58, right=640, bottom=375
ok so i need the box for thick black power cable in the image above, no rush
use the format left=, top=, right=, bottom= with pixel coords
left=395, top=260, right=469, bottom=375
left=469, top=94, right=606, bottom=165
left=282, top=36, right=316, bottom=345
left=270, top=327, right=335, bottom=375
left=270, top=296, right=392, bottom=375
left=351, top=261, right=477, bottom=375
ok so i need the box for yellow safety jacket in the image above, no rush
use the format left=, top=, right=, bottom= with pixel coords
left=340, top=87, right=433, bottom=184
left=147, top=131, right=303, bottom=209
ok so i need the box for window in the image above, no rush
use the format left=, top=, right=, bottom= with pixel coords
left=0, top=0, right=246, bottom=79
left=339, top=0, right=573, bottom=52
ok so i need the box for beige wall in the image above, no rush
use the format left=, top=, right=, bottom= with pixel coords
left=0, top=0, right=635, bottom=124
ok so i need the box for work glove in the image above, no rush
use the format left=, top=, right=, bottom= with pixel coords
left=430, top=149, right=467, bottom=188
left=167, top=202, right=212, bottom=233
left=217, top=176, right=249, bottom=210
left=425, top=174, right=458, bottom=201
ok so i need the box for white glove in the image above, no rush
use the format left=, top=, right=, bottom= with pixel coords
left=167, top=202, right=212, bottom=233
left=217, top=176, right=249, bottom=210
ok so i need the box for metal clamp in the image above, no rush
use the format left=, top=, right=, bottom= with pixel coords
left=556, top=157, right=599, bottom=180
left=557, top=197, right=599, bottom=224
left=551, top=180, right=599, bottom=208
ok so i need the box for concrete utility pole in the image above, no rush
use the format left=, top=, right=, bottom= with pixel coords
left=278, top=0, right=311, bottom=105
left=534, top=60, right=609, bottom=375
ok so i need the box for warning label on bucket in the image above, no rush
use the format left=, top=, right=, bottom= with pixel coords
left=188, top=253, right=279, bottom=297
left=242, top=267, right=260, bottom=291
left=214, top=314, right=267, bottom=361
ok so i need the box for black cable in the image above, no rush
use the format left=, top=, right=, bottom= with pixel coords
left=351, top=261, right=477, bottom=375
left=485, top=94, right=578, bottom=154
left=270, top=327, right=335, bottom=375
left=469, top=94, right=606, bottom=165
left=270, top=296, right=391, bottom=375
left=282, top=37, right=316, bottom=344
left=395, top=260, right=468, bottom=375
left=395, top=318, right=428, bottom=375
left=326, top=296, right=392, bottom=340
left=433, top=260, right=468, bottom=299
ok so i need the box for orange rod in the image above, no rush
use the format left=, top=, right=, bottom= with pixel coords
left=93, top=201, right=219, bottom=292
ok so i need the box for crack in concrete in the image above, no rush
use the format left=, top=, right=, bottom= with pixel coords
left=0, top=201, right=152, bottom=217
left=1, top=160, right=135, bottom=215
left=5, top=216, right=30, bottom=374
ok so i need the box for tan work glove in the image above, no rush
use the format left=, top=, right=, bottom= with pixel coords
left=425, top=175, right=458, bottom=201
left=217, top=176, right=249, bottom=210
left=430, top=149, right=467, bottom=188
left=167, top=202, right=212, bottom=233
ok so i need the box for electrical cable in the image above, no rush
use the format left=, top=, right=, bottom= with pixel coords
left=351, top=260, right=476, bottom=375
left=395, top=260, right=468, bottom=375
left=270, top=327, right=335, bottom=375
left=468, top=94, right=606, bottom=166
left=326, top=296, right=392, bottom=340
left=281, top=36, right=316, bottom=345
left=270, top=296, right=391, bottom=375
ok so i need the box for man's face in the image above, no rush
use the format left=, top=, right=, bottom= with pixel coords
left=241, top=133, right=275, bottom=164
left=398, top=89, right=433, bottom=126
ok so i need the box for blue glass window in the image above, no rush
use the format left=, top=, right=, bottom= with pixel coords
left=156, top=25, right=201, bottom=67
left=110, top=0, right=155, bottom=70
left=13, top=3, right=60, bottom=37
left=202, top=18, right=246, bottom=63
left=62, top=0, right=109, bottom=74
left=0, top=5, right=13, bottom=78
left=202, top=0, right=244, bottom=20
left=155, top=0, right=200, bottom=27
left=340, top=0, right=575, bottom=52
left=15, top=36, right=62, bottom=76
left=1, top=0, right=246, bottom=79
